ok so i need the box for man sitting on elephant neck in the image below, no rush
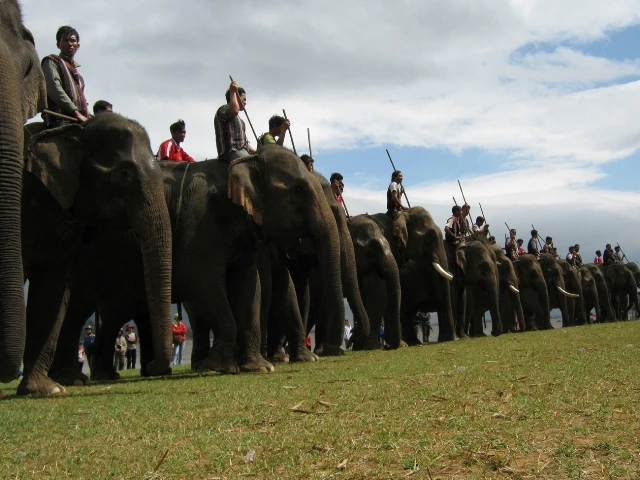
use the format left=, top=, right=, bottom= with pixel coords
left=300, top=154, right=314, bottom=172
left=330, top=173, right=344, bottom=205
left=444, top=206, right=463, bottom=245
left=594, top=250, right=603, bottom=264
left=41, top=25, right=89, bottom=127
left=460, top=204, right=472, bottom=237
left=614, top=245, right=625, bottom=262
left=528, top=230, right=539, bottom=256
left=566, top=246, right=575, bottom=266
left=504, top=229, right=518, bottom=261
left=472, top=216, right=489, bottom=237
left=157, top=119, right=195, bottom=163
left=386, top=171, right=407, bottom=217
left=573, top=244, right=583, bottom=267
left=259, top=115, right=290, bottom=146
left=215, top=80, right=256, bottom=162
left=93, top=100, right=112, bottom=115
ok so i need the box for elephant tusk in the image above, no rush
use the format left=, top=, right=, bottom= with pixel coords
left=508, top=285, right=519, bottom=294
left=556, top=285, right=579, bottom=298
left=432, top=262, right=453, bottom=281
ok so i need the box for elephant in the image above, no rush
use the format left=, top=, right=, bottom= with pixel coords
left=368, top=207, right=455, bottom=342
left=488, top=245, right=525, bottom=335
left=52, top=145, right=342, bottom=381
left=625, top=262, right=640, bottom=288
left=512, top=254, right=551, bottom=330
left=0, top=0, right=47, bottom=382
left=577, top=265, right=599, bottom=324
left=583, top=264, right=614, bottom=323
left=19, top=113, right=173, bottom=395
left=453, top=237, right=503, bottom=337
left=598, top=263, right=639, bottom=320
left=281, top=172, right=377, bottom=355
left=347, top=215, right=401, bottom=348
left=538, top=254, right=579, bottom=327
left=557, top=259, right=586, bottom=326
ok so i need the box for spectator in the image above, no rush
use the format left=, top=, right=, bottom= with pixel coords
left=300, top=154, right=314, bottom=172
left=594, top=250, right=603, bottom=264
left=125, top=324, right=139, bottom=369
left=114, top=329, right=127, bottom=371
left=344, top=319, right=352, bottom=350
left=157, top=119, right=195, bottom=162
left=172, top=314, right=188, bottom=366
left=82, top=325, right=96, bottom=373
left=93, top=100, right=112, bottom=114
left=78, top=342, right=85, bottom=372
left=305, top=334, right=312, bottom=350
left=41, top=25, right=89, bottom=127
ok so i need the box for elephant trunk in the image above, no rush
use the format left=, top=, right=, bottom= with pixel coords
left=310, top=188, right=345, bottom=354
left=129, top=177, right=173, bottom=375
left=488, top=275, right=503, bottom=336
left=381, top=251, right=401, bottom=349
left=337, top=215, right=370, bottom=338
left=537, top=280, right=551, bottom=329
left=0, top=68, right=26, bottom=382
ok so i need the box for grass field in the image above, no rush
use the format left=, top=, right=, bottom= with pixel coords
left=1, top=322, right=639, bottom=479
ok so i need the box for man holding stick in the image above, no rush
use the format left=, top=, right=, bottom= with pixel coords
left=259, top=114, right=291, bottom=147
left=386, top=170, right=408, bottom=217
left=214, top=80, right=256, bottom=162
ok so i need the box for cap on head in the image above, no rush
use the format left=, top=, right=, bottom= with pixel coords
left=85, top=325, right=92, bottom=330
left=126, top=324, right=134, bottom=330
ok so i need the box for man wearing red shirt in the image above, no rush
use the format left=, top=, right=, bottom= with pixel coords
left=157, top=119, right=195, bottom=162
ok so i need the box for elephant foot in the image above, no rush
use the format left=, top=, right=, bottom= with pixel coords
left=269, top=348, right=290, bottom=363
left=351, top=334, right=383, bottom=351
left=289, top=347, right=318, bottom=362
left=456, top=330, right=470, bottom=340
left=313, top=343, right=325, bottom=356
left=201, top=347, right=239, bottom=374
left=17, top=375, right=66, bottom=396
left=469, top=331, right=487, bottom=337
left=50, top=368, right=90, bottom=387
left=402, top=337, right=422, bottom=347
left=240, top=356, right=275, bottom=373
left=140, top=366, right=172, bottom=377
left=491, top=328, right=503, bottom=337
left=317, top=344, right=344, bottom=357
left=90, top=369, right=120, bottom=382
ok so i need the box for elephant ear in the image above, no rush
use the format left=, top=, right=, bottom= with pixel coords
left=228, top=155, right=264, bottom=226
left=25, top=124, right=84, bottom=209
left=392, top=211, right=409, bottom=250
left=21, top=34, right=47, bottom=122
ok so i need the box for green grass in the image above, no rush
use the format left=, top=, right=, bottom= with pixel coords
left=1, top=322, right=640, bottom=479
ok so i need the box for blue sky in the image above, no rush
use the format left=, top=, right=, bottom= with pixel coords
left=22, top=0, right=640, bottom=263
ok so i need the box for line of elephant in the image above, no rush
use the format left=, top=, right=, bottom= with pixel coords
left=2, top=3, right=639, bottom=396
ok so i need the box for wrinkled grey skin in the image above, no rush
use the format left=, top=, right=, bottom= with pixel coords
left=348, top=215, right=401, bottom=349
left=577, top=265, right=599, bottom=324
left=454, top=238, right=503, bottom=337
left=20, top=113, right=173, bottom=395
left=598, top=263, right=639, bottom=320
left=557, top=259, right=586, bottom=326
left=370, top=207, right=455, bottom=342
left=0, top=0, right=47, bottom=383
left=512, top=254, right=551, bottom=330
left=583, top=264, right=614, bottom=323
left=489, top=246, right=525, bottom=334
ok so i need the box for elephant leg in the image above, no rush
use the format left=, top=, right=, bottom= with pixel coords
left=266, top=313, right=288, bottom=363
left=362, top=276, right=384, bottom=348
left=269, top=263, right=316, bottom=363
left=256, top=245, right=272, bottom=359
left=137, top=309, right=170, bottom=377
left=183, top=303, right=212, bottom=371
left=18, top=264, right=71, bottom=395
left=228, top=262, right=275, bottom=373
left=49, top=281, right=95, bottom=387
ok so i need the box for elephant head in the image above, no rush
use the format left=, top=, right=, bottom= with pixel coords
left=538, top=254, right=576, bottom=326
left=0, top=0, right=47, bottom=381
left=25, top=113, right=173, bottom=375
left=373, top=207, right=455, bottom=341
left=348, top=215, right=401, bottom=349
left=490, top=245, right=525, bottom=333
left=456, top=238, right=503, bottom=336
left=557, top=259, right=585, bottom=326
left=228, top=146, right=345, bottom=353
left=513, top=254, right=551, bottom=330
left=601, top=263, right=639, bottom=319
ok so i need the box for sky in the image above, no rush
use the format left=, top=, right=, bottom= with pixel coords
left=21, top=0, right=640, bottom=264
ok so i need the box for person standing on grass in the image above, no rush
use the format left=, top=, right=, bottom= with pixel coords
left=172, top=314, right=188, bottom=366
left=114, top=329, right=127, bottom=371
left=125, top=324, right=139, bottom=369
left=82, top=325, right=96, bottom=373
left=78, top=343, right=85, bottom=372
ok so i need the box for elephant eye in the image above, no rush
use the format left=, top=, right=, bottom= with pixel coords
left=295, top=186, right=305, bottom=196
